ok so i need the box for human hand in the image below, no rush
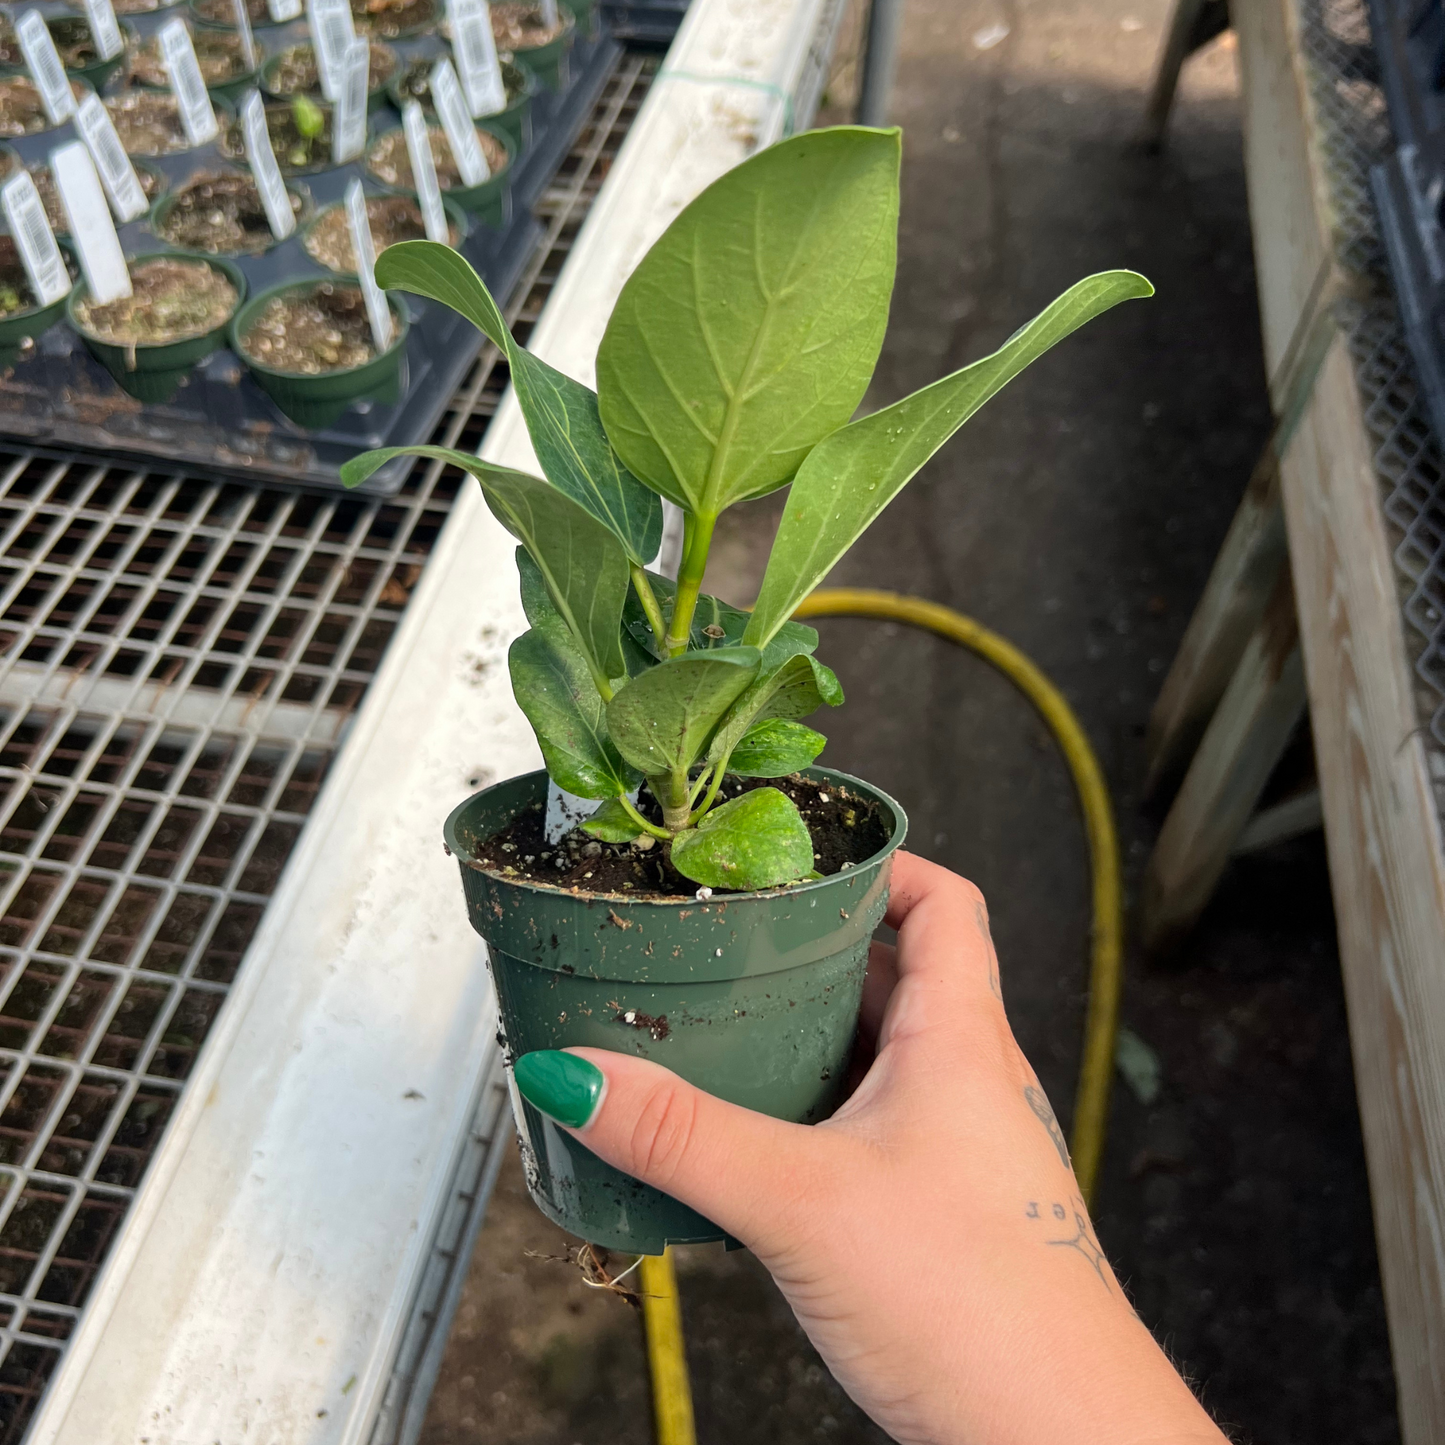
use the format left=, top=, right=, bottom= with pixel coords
left=513, top=852, right=1227, bottom=1445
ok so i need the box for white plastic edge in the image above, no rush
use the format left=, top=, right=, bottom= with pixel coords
left=27, top=1, right=843, bottom=1442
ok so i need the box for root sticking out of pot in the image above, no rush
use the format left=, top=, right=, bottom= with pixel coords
left=73, top=256, right=239, bottom=345
left=237, top=282, right=382, bottom=374
left=523, top=1244, right=644, bottom=1310
left=303, top=193, right=456, bottom=273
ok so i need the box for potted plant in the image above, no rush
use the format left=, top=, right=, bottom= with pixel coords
left=104, top=89, right=198, bottom=155
left=48, top=15, right=138, bottom=93
left=340, top=126, right=1151, bottom=1252
left=364, top=117, right=512, bottom=225
left=68, top=251, right=245, bottom=402
left=25, top=158, right=166, bottom=233
left=261, top=38, right=397, bottom=111
left=152, top=169, right=309, bottom=255
left=302, top=190, right=466, bottom=273
left=231, top=277, right=410, bottom=427
left=490, top=2, right=573, bottom=91
left=0, top=233, right=75, bottom=367
left=130, top=27, right=261, bottom=103
left=351, top=0, right=438, bottom=40
left=189, top=0, right=287, bottom=28
left=387, top=53, right=535, bottom=152
left=0, top=77, right=90, bottom=138
left=220, top=95, right=331, bottom=174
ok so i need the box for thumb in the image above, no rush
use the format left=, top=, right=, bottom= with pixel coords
left=513, top=1047, right=831, bottom=1250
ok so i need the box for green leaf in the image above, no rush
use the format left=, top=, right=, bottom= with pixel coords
left=744, top=270, right=1155, bottom=647
left=596, top=127, right=901, bottom=515
left=670, top=788, right=814, bottom=889
left=706, top=652, right=842, bottom=765
left=621, top=571, right=818, bottom=665
left=580, top=797, right=645, bottom=843
left=728, top=719, right=827, bottom=777
left=509, top=629, right=639, bottom=800
left=343, top=445, right=630, bottom=686
left=373, top=241, right=663, bottom=563
left=605, top=648, right=760, bottom=776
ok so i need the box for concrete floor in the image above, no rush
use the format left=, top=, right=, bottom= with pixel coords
left=419, top=1, right=1401, bottom=1441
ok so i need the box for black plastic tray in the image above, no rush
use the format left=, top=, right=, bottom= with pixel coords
left=0, top=6, right=620, bottom=495
left=598, top=0, right=686, bottom=46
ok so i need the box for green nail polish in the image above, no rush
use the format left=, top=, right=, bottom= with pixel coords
left=514, top=1050, right=605, bottom=1128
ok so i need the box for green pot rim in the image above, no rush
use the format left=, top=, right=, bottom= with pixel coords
left=229, top=277, right=411, bottom=383
left=363, top=116, right=515, bottom=203
left=298, top=190, right=470, bottom=274
left=149, top=169, right=313, bottom=257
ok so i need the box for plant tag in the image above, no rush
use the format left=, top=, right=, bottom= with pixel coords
left=430, top=59, right=488, bottom=186
left=52, top=141, right=131, bottom=306
left=267, top=0, right=303, bottom=21
left=160, top=19, right=219, bottom=145
left=0, top=172, right=70, bottom=307
left=402, top=100, right=449, bottom=243
left=345, top=177, right=393, bottom=350
left=81, top=0, right=126, bottom=63
left=229, top=0, right=258, bottom=72
left=241, top=90, right=295, bottom=240
left=448, top=0, right=507, bottom=117
left=73, top=93, right=148, bottom=222
left=331, top=36, right=368, bottom=163
left=16, top=11, right=76, bottom=125
left=308, top=0, right=356, bottom=102
left=538, top=0, right=559, bottom=31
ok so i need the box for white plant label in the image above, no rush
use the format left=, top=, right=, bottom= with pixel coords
left=1, top=172, right=69, bottom=307
left=267, top=0, right=303, bottom=22
left=402, top=101, right=449, bottom=244
left=230, top=0, right=258, bottom=72
left=332, top=37, right=368, bottom=163
left=430, top=58, right=487, bottom=186
left=308, top=0, right=356, bottom=102
left=160, top=19, right=219, bottom=145
left=52, top=142, right=131, bottom=306
left=448, top=0, right=506, bottom=117
left=539, top=0, right=559, bottom=31
left=81, top=0, right=125, bottom=63
left=345, top=177, right=393, bottom=351
left=16, top=11, right=75, bottom=125
left=241, top=90, right=295, bottom=240
left=74, top=93, right=148, bottom=222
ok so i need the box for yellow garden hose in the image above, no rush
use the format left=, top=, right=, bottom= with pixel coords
left=641, top=588, right=1126, bottom=1445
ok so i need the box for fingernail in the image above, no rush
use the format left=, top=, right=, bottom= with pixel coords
left=514, top=1050, right=605, bottom=1129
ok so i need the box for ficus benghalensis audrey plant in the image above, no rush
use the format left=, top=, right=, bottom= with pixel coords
left=342, top=126, right=1152, bottom=891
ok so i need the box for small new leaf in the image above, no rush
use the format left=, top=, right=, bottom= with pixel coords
left=707, top=652, right=842, bottom=767
left=728, top=719, right=827, bottom=777
left=580, top=796, right=644, bottom=843
left=670, top=788, right=814, bottom=890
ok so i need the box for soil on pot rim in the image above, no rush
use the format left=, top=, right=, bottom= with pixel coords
left=48, top=17, right=116, bottom=71
left=105, top=91, right=191, bottom=155
left=130, top=30, right=249, bottom=87
left=304, top=193, right=455, bottom=272
left=365, top=124, right=507, bottom=191
left=193, top=0, right=269, bottom=23
left=73, top=257, right=238, bottom=344
left=0, top=236, right=75, bottom=319
left=29, top=160, right=164, bottom=232
left=238, top=282, right=385, bottom=373
left=265, top=40, right=395, bottom=96
left=490, top=2, right=567, bottom=50
left=156, top=171, right=299, bottom=255
left=0, top=79, right=87, bottom=138
left=351, top=0, right=438, bottom=38
left=466, top=774, right=892, bottom=899
left=221, top=101, right=331, bottom=172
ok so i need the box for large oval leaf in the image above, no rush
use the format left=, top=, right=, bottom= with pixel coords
left=727, top=719, right=827, bottom=777
left=743, top=270, right=1154, bottom=647
left=596, top=127, right=901, bottom=515
left=670, top=788, right=813, bottom=889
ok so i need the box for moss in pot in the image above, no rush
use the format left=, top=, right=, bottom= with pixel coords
left=233, top=279, right=409, bottom=427
left=338, top=128, right=1153, bottom=1253
left=388, top=53, right=533, bottom=152
left=490, top=2, right=573, bottom=90
left=220, top=95, right=332, bottom=175
left=47, top=16, right=136, bottom=92
left=68, top=252, right=244, bottom=402
left=301, top=191, right=465, bottom=274
left=28, top=158, right=167, bottom=233
left=152, top=169, right=308, bottom=256
left=129, top=29, right=259, bottom=103
left=260, top=39, right=396, bottom=111
left=350, top=0, right=438, bottom=41
left=0, top=78, right=90, bottom=138
left=0, top=235, right=77, bottom=367
left=364, top=120, right=512, bottom=225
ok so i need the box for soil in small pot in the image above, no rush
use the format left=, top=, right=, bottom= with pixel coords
left=29, top=160, right=164, bottom=232
left=220, top=99, right=331, bottom=173
left=304, top=193, right=456, bottom=272
left=0, top=15, right=22, bottom=68
left=105, top=91, right=191, bottom=155
left=238, top=282, right=384, bottom=373
left=0, top=79, right=88, bottom=138
left=73, top=256, right=238, bottom=344
left=264, top=39, right=395, bottom=97
left=350, top=0, right=437, bottom=38
left=48, top=16, right=121, bottom=72
left=490, top=2, right=567, bottom=51
left=192, top=0, right=270, bottom=24
left=392, top=54, right=526, bottom=113
left=156, top=170, right=301, bottom=255
left=468, top=774, right=891, bottom=898
left=365, top=123, right=507, bottom=192
left=0, top=235, right=76, bottom=319
left=114, top=0, right=184, bottom=15
left=130, top=30, right=250, bottom=87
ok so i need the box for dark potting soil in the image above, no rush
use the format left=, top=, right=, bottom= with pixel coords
left=221, top=102, right=332, bottom=173
left=0, top=16, right=22, bottom=67
left=48, top=17, right=110, bottom=70
left=490, top=2, right=567, bottom=50
left=392, top=55, right=526, bottom=112
left=238, top=283, right=380, bottom=373
left=265, top=40, right=396, bottom=97
left=29, top=161, right=163, bottom=233
left=0, top=79, right=86, bottom=138
left=467, top=773, right=891, bottom=899
left=351, top=0, right=438, bottom=39
left=73, top=258, right=238, bottom=344
left=193, top=0, right=268, bottom=23
left=131, top=30, right=249, bottom=86
left=157, top=171, right=299, bottom=256
left=366, top=123, right=508, bottom=191
left=304, top=194, right=456, bottom=273
left=106, top=91, right=189, bottom=155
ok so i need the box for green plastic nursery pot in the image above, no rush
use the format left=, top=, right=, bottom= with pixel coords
left=444, top=766, right=908, bottom=1254
left=367, top=120, right=515, bottom=227
left=260, top=42, right=397, bottom=111
left=230, top=280, right=410, bottom=427
left=385, top=63, right=535, bottom=153
left=67, top=253, right=246, bottom=404
left=299, top=192, right=469, bottom=273
left=51, top=17, right=136, bottom=93
left=558, top=0, right=596, bottom=38
left=507, top=13, right=574, bottom=92
left=0, top=289, right=69, bottom=368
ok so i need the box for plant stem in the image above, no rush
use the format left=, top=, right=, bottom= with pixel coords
left=664, top=511, right=716, bottom=656
left=629, top=565, right=668, bottom=658
left=616, top=793, right=671, bottom=840
left=689, top=754, right=731, bottom=824
left=657, top=768, right=692, bottom=832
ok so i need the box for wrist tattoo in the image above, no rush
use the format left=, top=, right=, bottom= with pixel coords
left=1024, top=1084, right=1071, bottom=1169
left=1025, top=1192, right=1115, bottom=1294
left=974, top=900, right=1001, bottom=999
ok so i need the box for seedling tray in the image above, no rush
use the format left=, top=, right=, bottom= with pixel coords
left=598, top=0, right=687, bottom=46
left=0, top=4, right=620, bottom=495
